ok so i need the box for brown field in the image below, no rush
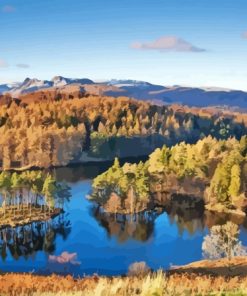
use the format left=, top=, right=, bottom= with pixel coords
left=0, top=272, right=246, bottom=296
left=1, top=257, right=247, bottom=296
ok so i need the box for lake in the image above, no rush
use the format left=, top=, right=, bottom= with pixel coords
left=1, top=161, right=247, bottom=276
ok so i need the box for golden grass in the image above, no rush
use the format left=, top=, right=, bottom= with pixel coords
left=1, top=271, right=247, bottom=296
left=0, top=206, right=61, bottom=228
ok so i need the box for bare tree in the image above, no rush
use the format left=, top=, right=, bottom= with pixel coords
left=202, top=221, right=246, bottom=261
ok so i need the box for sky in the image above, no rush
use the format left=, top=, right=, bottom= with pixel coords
left=0, top=0, right=247, bottom=90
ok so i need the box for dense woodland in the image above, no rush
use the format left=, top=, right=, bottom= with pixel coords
left=90, top=136, right=247, bottom=214
left=0, top=94, right=247, bottom=169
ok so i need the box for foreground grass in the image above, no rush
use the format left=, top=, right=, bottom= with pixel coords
left=1, top=271, right=247, bottom=296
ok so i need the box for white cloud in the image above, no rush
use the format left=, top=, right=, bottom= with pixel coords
left=0, top=59, right=8, bottom=68
left=16, top=63, right=30, bottom=68
left=2, top=5, right=16, bottom=13
left=131, top=36, right=206, bottom=53
left=243, top=31, right=247, bottom=39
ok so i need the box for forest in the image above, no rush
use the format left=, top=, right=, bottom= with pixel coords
left=90, top=136, right=247, bottom=214
left=0, top=93, right=247, bottom=169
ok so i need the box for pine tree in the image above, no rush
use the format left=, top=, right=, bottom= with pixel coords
left=0, top=172, right=11, bottom=217
left=42, top=174, right=57, bottom=213
left=240, top=135, right=247, bottom=156
left=228, top=164, right=241, bottom=197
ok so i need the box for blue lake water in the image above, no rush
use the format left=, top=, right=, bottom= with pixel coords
left=1, top=163, right=247, bottom=276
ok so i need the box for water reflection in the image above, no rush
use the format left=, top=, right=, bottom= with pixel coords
left=1, top=162, right=247, bottom=275
left=92, top=206, right=160, bottom=242
left=55, top=157, right=148, bottom=183
left=165, top=194, right=205, bottom=235
left=167, top=206, right=247, bottom=235
left=92, top=201, right=247, bottom=242
left=0, top=214, right=71, bottom=261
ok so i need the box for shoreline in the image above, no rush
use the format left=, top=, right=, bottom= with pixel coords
left=2, top=159, right=246, bottom=219
left=0, top=257, right=247, bottom=295
left=205, top=203, right=246, bottom=217
left=0, top=155, right=150, bottom=172
left=0, top=206, right=62, bottom=229
left=95, top=201, right=246, bottom=217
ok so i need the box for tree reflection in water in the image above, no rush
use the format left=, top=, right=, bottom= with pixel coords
left=165, top=193, right=205, bottom=236
left=0, top=214, right=71, bottom=261
left=92, top=206, right=160, bottom=243
left=92, top=193, right=247, bottom=241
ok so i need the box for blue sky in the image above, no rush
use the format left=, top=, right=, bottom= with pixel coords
left=0, top=0, right=247, bottom=90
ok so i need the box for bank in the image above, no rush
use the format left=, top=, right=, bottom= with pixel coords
left=0, top=257, right=247, bottom=295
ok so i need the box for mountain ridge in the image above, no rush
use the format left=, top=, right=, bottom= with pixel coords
left=1, top=76, right=247, bottom=109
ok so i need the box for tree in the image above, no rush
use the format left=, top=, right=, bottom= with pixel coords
left=104, top=193, right=121, bottom=216
left=31, top=171, right=44, bottom=207
left=228, top=164, right=241, bottom=198
left=240, top=135, right=247, bottom=156
left=148, top=146, right=170, bottom=175
left=134, top=162, right=149, bottom=204
left=0, top=172, right=11, bottom=217
left=202, top=222, right=246, bottom=261
left=209, top=163, right=231, bottom=204
left=42, top=174, right=57, bottom=214
left=10, top=172, right=23, bottom=215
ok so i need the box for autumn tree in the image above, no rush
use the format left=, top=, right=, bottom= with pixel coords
left=228, top=164, right=241, bottom=198
left=202, top=222, right=246, bottom=261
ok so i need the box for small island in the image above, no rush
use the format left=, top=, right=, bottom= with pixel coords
left=0, top=171, right=70, bottom=228
left=89, top=135, right=247, bottom=216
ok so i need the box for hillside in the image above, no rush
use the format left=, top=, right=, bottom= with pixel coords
left=171, top=256, right=247, bottom=276
left=2, top=76, right=247, bottom=108
left=1, top=93, right=247, bottom=170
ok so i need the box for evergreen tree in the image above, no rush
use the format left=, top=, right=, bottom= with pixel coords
left=228, top=164, right=241, bottom=198
left=0, top=172, right=11, bottom=217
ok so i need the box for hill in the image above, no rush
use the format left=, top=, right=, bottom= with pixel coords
left=0, top=92, right=247, bottom=171
left=2, top=76, right=247, bottom=108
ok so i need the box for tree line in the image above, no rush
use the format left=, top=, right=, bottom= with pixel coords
left=0, top=94, right=247, bottom=169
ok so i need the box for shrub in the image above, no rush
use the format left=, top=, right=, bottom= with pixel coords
left=128, top=261, right=151, bottom=276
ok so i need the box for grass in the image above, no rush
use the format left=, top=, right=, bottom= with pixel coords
left=0, top=205, right=61, bottom=228
left=1, top=271, right=247, bottom=296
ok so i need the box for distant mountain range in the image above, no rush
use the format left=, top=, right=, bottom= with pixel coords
left=1, top=76, right=247, bottom=109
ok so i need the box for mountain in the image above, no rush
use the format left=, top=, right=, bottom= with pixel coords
left=2, top=76, right=95, bottom=97
left=0, top=81, right=22, bottom=94
left=104, top=80, right=247, bottom=109
left=52, top=76, right=94, bottom=87
left=0, top=84, right=11, bottom=93
left=9, top=78, right=53, bottom=97
left=106, top=79, right=164, bottom=89
left=141, top=86, right=247, bottom=109
left=1, top=76, right=247, bottom=109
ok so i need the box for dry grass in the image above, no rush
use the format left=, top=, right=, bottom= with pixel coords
left=0, top=271, right=247, bottom=296
left=171, top=256, right=247, bottom=276
left=0, top=206, right=61, bottom=228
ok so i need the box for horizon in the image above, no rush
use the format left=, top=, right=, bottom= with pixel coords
left=1, top=0, right=247, bottom=91
left=1, top=75, right=244, bottom=92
